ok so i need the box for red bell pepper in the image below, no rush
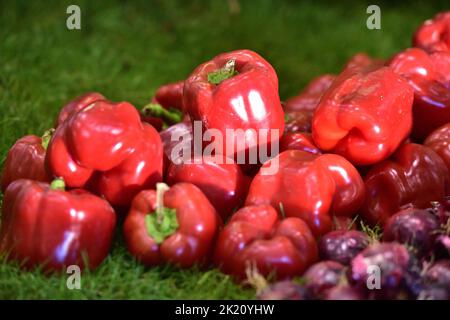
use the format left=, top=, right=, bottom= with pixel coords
left=312, top=66, right=414, bottom=165
left=284, top=74, right=336, bottom=113
left=166, top=155, right=250, bottom=220
left=46, top=100, right=163, bottom=206
left=424, top=123, right=450, bottom=172
left=413, top=12, right=450, bottom=52
left=213, top=204, right=318, bottom=280
left=123, top=183, right=221, bottom=268
left=389, top=48, right=450, bottom=140
left=362, top=143, right=449, bottom=226
left=1, top=130, right=53, bottom=192
left=245, top=150, right=365, bottom=236
left=56, top=92, right=105, bottom=126
left=0, top=178, right=116, bottom=271
left=279, top=132, right=321, bottom=154
left=183, top=49, right=285, bottom=163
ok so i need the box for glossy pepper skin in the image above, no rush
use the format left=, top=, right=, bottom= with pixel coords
left=183, top=49, right=285, bottom=162
left=123, top=183, right=221, bottom=268
left=424, top=123, right=450, bottom=172
left=1, top=134, right=51, bottom=192
left=389, top=48, right=450, bottom=141
left=0, top=179, right=116, bottom=271
left=279, top=132, right=321, bottom=154
left=166, top=155, right=250, bottom=220
left=46, top=100, right=163, bottom=206
left=245, top=150, right=365, bottom=236
left=362, top=143, right=449, bottom=226
left=213, top=204, right=318, bottom=280
left=312, top=65, right=414, bottom=165
left=56, top=92, right=105, bottom=126
left=413, top=12, right=450, bottom=52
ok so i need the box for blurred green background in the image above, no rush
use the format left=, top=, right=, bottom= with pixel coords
left=0, top=0, right=448, bottom=299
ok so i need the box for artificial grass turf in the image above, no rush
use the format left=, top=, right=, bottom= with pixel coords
left=0, top=0, right=448, bottom=299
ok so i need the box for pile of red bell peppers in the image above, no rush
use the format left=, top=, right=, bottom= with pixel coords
left=1, top=12, right=450, bottom=300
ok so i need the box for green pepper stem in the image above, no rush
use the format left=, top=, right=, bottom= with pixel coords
left=41, top=128, right=55, bottom=150
left=50, top=178, right=65, bottom=191
left=156, top=183, right=170, bottom=224
left=207, top=59, right=238, bottom=85
left=141, top=103, right=183, bottom=124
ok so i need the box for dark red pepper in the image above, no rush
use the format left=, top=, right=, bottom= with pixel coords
left=312, top=65, right=414, bottom=165
left=1, top=131, right=53, bottom=192
left=362, top=143, right=449, bottom=226
left=389, top=48, right=450, bottom=141
left=213, top=204, right=318, bottom=280
left=424, top=122, right=450, bottom=172
left=183, top=50, right=285, bottom=164
left=413, top=12, right=450, bottom=52
left=123, top=183, right=221, bottom=268
left=46, top=100, right=163, bottom=206
left=166, top=155, right=250, bottom=220
left=245, top=150, right=365, bottom=236
left=0, top=179, right=116, bottom=271
left=284, top=110, right=313, bottom=133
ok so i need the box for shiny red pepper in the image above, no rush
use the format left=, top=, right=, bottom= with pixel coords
left=46, top=100, right=163, bottom=207
left=183, top=49, right=285, bottom=163
left=312, top=66, right=414, bottom=165
left=362, top=143, right=449, bottom=226
left=166, top=155, right=250, bottom=220
left=123, top=183, right=221, bottom=268
left=389, top=48, right=450, bottom=141
left=0, top=179, right=116, bottom=271
left=1, top=131, right=53, bottom=192
left=245, top=150, right=365, bottom=236
left=56, top=92, right=105, bottom=127
left=213, top=204, right=318, bottom=280
left=279, top=132, right=321, bottom=154
left=413, top=12, right=450, bottom=52
left=424, top=123, right=450, bottom=172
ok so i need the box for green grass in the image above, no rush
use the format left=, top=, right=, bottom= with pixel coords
left=0, top=0, right=447, bottom=299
